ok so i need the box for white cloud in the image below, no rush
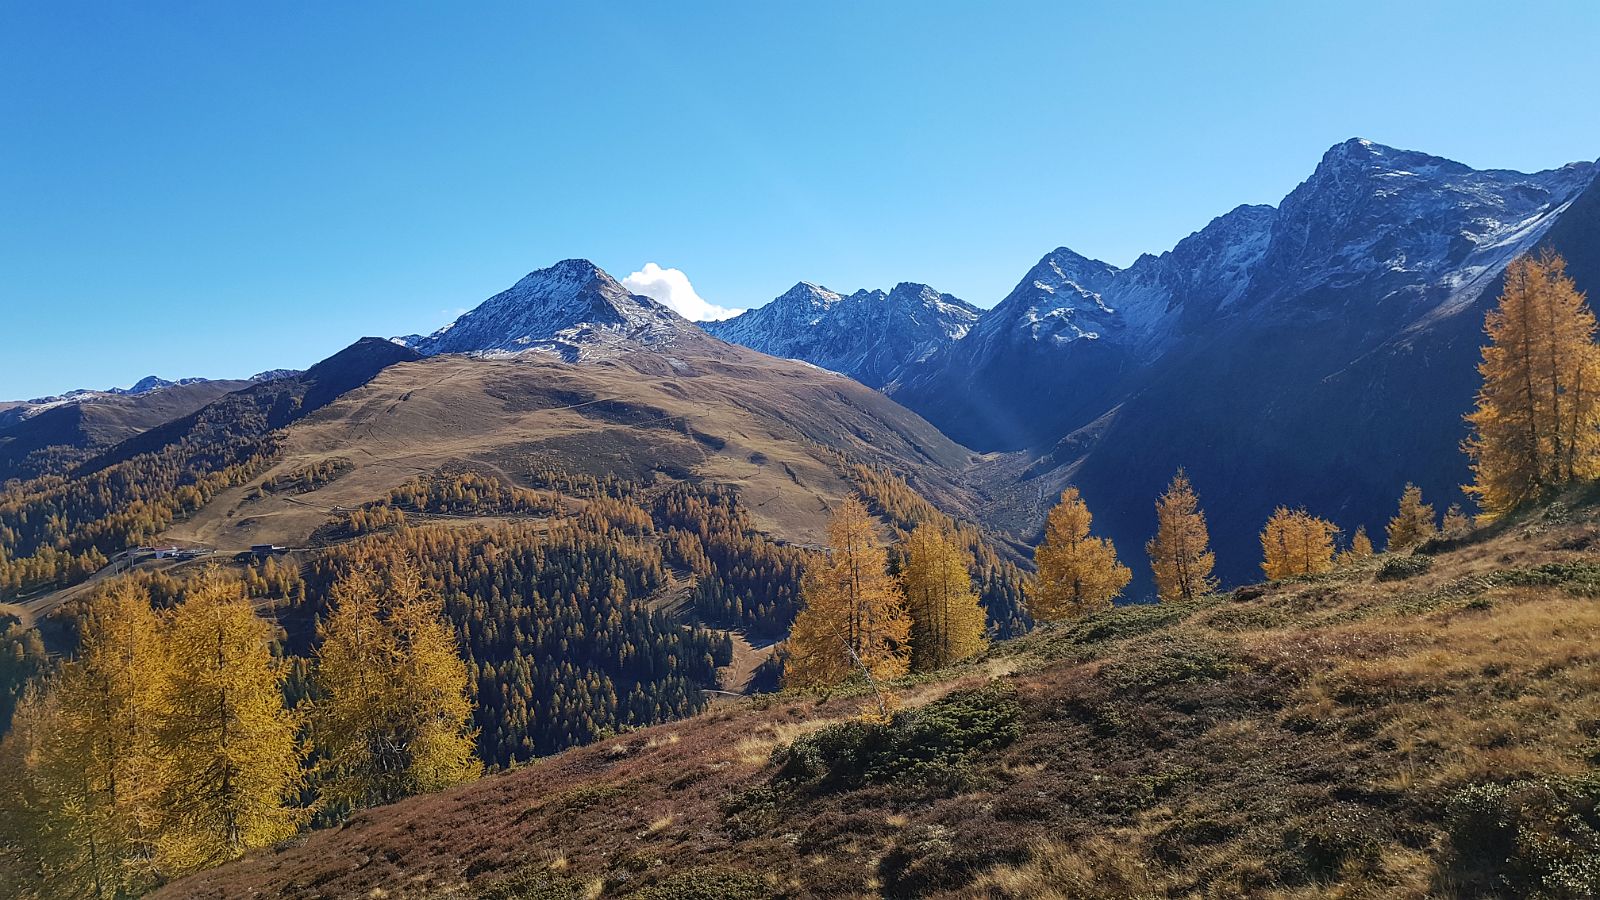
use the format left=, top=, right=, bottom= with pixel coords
left=622, top=262, right=743, bottom=322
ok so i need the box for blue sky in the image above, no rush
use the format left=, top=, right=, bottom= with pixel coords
left=3, top=1, right=1598, bottom=399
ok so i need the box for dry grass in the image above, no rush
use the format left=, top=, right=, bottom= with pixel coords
left=640, top=813, right=674, bottom=837
left=730, top=716, right=839, bottom=766
left=968, top=838, right=1164, bottom=899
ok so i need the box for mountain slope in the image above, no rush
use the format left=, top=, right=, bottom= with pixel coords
left=0, top=378, right=253, bottom=481
left=705, top=281, right=979, bottom=388
left=152, top=495, right=1600, bottom=900
left=894, top=140, right=1599, bottom=589
left=401, top=259, right=708, bottom=360
left=161, top=339, right=978, bottom=554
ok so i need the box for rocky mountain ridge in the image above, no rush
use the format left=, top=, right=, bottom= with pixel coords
left=704, top=280, right=979, bottom=388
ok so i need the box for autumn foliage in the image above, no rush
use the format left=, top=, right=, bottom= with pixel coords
left=1260, top=507, right=1339, bottom=580
left=901, top=524, right=987, bottom=670
left=1466, top=252, right=1600, bottom=518
left=1146, top=469, right=1218, bottom=602
left=314, top=559, right=479, bottom=813
left=784, top=497, right=912, bottom=688
left=1385, top=483, right=1438, bottom=552
left=1031, top=488, right=1131, bottom=620
left=1336, top=525, right=1375, bottom=568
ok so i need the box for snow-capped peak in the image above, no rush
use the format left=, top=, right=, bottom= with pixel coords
left=402, top=259, right=699, bottom=361
left=704, top=279, right=979, bottom=388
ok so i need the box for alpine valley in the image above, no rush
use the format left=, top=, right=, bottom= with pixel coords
left=6, top=138, right=1600, bottom=900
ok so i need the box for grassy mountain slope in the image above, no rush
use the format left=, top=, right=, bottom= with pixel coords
left=160, top=343, right=978, bottom=554
left=154, top=493, right=1600, bottom=900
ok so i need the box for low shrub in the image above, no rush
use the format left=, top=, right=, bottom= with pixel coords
left=1290, top=804, right=1387, bottom=878
left=1376, top=555, right=1433, bottom=581
left=477, top=867, right=583, bottom=900
left=720, top=786, right=784, bottom=839
left=1064, top=600, right=1198, bottom=645
left=1104, top=635, right=1234, bottom=691
left=878, top=824, right=1020, bottom=898
left=623, top=867, right=772, bottom=899
left=1444, top=774, right=1600, bottom=898
left=772, top=682, right=1023, bottom=793
left=1490, top=562, right=1600, bottom=598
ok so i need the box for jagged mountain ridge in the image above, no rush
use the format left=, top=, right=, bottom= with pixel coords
left=891, top=138, right=1599, bottom=590
left=895, top=140, right=1597, bottom=450
left=375, top=139, right=1597, bottom=593
left=398, top=259, right=707, bottom=361
left=704, top=280, right=979, bottom=388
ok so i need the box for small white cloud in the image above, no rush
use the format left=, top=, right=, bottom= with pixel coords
left=622, top=263, right=743, bottom=322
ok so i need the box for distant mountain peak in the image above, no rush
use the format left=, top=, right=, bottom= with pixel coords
left=1310, top=137, right=1470, bottom=182
left=705, top=279, right=978, bottom=389
left=1028, top=248, right=1121, bottom=296
left=774, top=281, right=843, bottom=307
left=402, top=260, right=699, bottom=361
left=128, top=375, right=173, bottom=394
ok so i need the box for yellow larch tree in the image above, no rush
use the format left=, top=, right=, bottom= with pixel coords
left=1442, top=503, right=1472, bottom=535
left=313, top=562, right=398, bottom=812
left=154, top=570, right=302, bottom=875
left=1384, top=483, right=1437, bottom=552
left=47, top=581, right=171, bottom=894
left=0, top=685, right=66, bottom=898
left=1336, top=525, right=1375, bottom=568
left=315, top=558, right=479, bottom=813
left=1465, top=251, right=1600, bottom=518
left=0, top=581, right=173, bottom=899
left=1031, top=488, right=1131, bottom=620
left=382, top=560, right=481, bottom=795
left=901, top=524, right=987, bottom=671
left=1146, top=469, right=1219, bottom=602
left=784, top=496, right=911, bottom=688
left=1260, top=507, right=1339, bottom=580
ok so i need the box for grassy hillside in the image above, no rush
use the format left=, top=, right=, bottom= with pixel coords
left=150, top=494, right=1600, bottom=899
left=157, top=345, right=978, bottom=556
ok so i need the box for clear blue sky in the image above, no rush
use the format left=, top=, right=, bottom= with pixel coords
left=3, top=1, right=1598, bottom=399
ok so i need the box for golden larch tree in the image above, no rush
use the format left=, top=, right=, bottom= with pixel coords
left=1146, top=469, right=1219, bottom=602
left=1260, top=507, right=1339, bottom=580
left=316, top=558, right=479, bottom=813
left=0, top=582, right=174, bottom=899
left=784, top=496, right=911, bottom=688
left=1336, top=525, right=1375, bottom=568
left=1384, top=483, right=1437, bottom=552
left=154, top=571, right=302, bottom=874
left=1465, top=251, right=1600, bottom=518
left=1032, top=488, right=1131, bottom=620
left=0, top=685, right=68, bottom=898
left=1442, top=503, right=1472, bottom=535
left=36, top=581, right=172, bottom=895
left=901, top=524, right=987, bottom=671
left=383, top=561, right=481, bottom=795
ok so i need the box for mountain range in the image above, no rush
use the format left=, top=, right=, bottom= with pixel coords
left=704, top=281, right=979, bottom=388
left=7, top=136, right=1600, bottom=899
left=9, top=138, right=1598, bottom=594
left=702, top=138, right=1600, bottom=588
